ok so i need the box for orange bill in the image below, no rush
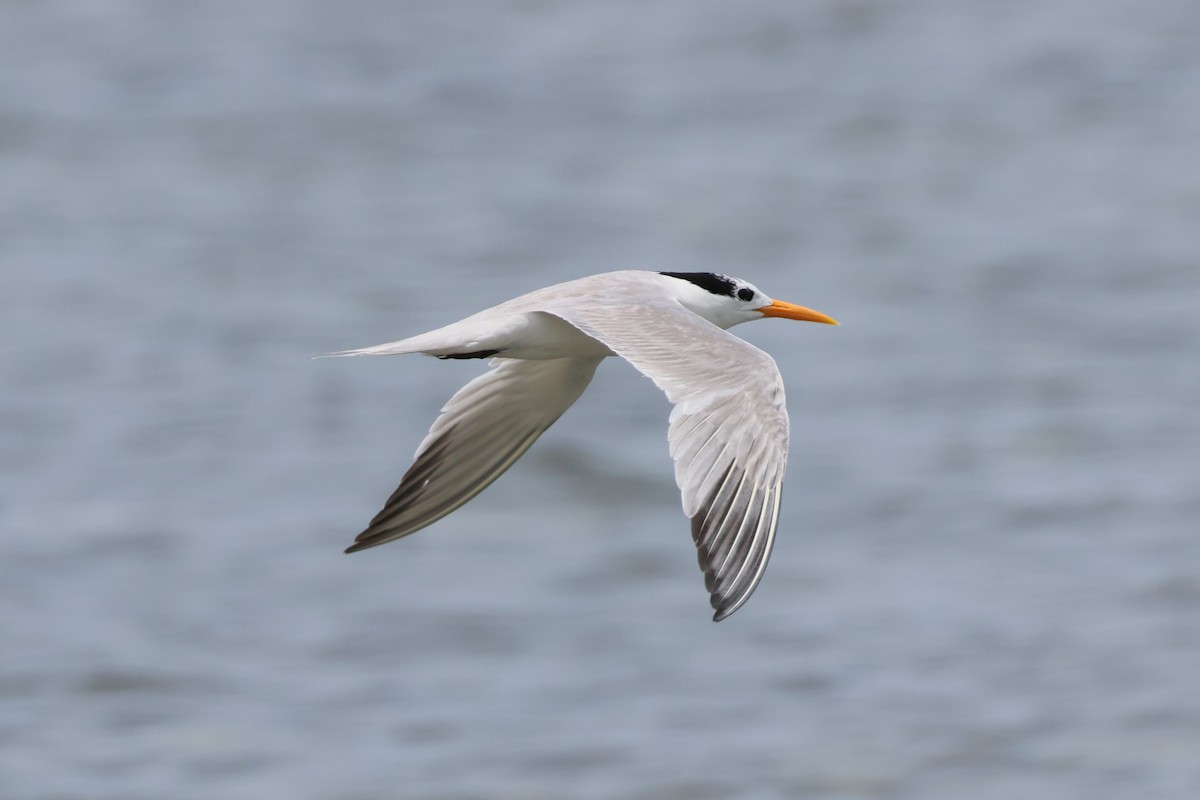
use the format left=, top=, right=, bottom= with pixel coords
left=759, top=299, right=839, bottom=325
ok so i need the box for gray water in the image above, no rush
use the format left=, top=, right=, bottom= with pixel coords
left=3, top=2, right=1199, bottom=798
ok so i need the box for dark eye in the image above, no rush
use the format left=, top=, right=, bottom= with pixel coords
left=737, top=287, right=754, bottom=301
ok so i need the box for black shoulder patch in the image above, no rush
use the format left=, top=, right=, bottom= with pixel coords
left=659, top=272, right=738, bottom=298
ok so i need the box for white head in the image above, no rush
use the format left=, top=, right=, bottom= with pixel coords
left=657, top=272, right=839, bottom=330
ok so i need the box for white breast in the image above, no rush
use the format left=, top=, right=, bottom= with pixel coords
left=499, top=312, right=616, bottom=359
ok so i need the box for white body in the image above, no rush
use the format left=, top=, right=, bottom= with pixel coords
left=334, top=270, right=834, bottom=621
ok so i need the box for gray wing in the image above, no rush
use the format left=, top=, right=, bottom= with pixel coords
left=346, top=356, right=602, bottom=553
left=543, top=303, right=789, bottom=621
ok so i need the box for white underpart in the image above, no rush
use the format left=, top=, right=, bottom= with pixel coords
left=331, top=270, right=792, bottom=621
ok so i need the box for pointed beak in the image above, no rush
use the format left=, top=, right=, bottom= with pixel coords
left=759, top=299, right=839, bottom=325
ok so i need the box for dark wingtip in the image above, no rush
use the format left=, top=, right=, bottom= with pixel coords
left=343, top=535, right=377, bottom=554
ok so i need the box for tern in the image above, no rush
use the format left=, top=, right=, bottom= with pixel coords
left=333, top=271, right=837, bottom=620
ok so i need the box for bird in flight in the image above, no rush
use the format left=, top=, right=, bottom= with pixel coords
left=332, top=271, right=837, bottom=620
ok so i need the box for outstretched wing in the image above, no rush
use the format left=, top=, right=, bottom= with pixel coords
left=543, top=303, right=789, bottom=621
left=346, top=356, right=602, bottom=553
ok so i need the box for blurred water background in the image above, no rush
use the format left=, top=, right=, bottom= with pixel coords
left=3, top=1, right=1199, bottom=798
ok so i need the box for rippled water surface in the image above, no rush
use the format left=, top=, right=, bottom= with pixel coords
left=3, top=2, right=1199, bottom=798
